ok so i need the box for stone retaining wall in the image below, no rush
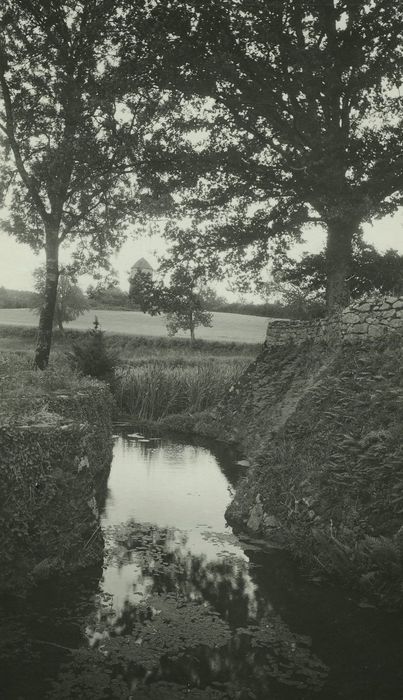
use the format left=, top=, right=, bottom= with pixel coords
left=0, top=384, right=113, bottom=593
left=266, top=296, right=403, bottom=346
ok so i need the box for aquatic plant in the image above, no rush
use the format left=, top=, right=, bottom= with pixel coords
left=114, top=359, right=247, bottom=420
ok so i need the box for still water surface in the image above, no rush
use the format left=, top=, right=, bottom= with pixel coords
left=1, top=430, right=402, bottom=699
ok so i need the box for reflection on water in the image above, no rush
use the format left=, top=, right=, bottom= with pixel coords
left=1, top=430, right=402, bottom=700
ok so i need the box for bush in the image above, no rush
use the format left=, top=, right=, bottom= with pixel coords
left=69, top=318, right=117, bottom=384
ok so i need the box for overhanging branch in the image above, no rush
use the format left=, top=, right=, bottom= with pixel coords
left=0, top=60, right=49, bottom=224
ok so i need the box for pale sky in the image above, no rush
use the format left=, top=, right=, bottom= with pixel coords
left=0, top=210, right=402, bottom=298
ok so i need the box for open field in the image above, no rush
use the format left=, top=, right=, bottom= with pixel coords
left=0, top=307, right=270, bottom=344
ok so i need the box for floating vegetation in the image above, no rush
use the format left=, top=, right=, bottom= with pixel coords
left=237, top=615, right=328, bottom=691
left=47, top=594, right=232, bottom=699
left=128, top=683, right=228, bottom=700
left=48, top=587, right=328, bottom=700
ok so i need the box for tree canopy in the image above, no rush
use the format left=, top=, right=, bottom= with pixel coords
left=276, top=244, right=403, bottom=300
left=32, top=265, right=89, bottom=331
left=0, top=0, right=178, bottom=366
left=120, top=0, right=403, bottom=310
left=130, top=267, right=213, bottom=343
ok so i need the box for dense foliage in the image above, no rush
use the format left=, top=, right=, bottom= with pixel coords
left=0, top=286, right=37, bottom=308
left=69, top=318, right=116, bottom=384
left=119, top=0, right=403, bottom=309
left=32, top=265, right=89, bottom=330
left=0, top=0, right=181, bottom=366
left=87, top=280, right=130, bottom=309
left=130, top=268, right=213, bottom=343
left=277, top=245, right=403, bottom=300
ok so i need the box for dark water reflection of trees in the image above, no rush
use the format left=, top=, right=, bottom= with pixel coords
left=2, top=430, right=403, bottom=700
left=53, top=520, right=328, bottom=700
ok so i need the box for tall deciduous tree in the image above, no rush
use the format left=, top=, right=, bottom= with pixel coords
left=122, top=0, right=403, bottom=311
left=0, top=0, right=175, bottom=367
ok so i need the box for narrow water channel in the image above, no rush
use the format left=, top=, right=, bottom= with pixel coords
left=1, top=429, right=402, bottom=699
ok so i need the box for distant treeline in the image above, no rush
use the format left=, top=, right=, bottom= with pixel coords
left=1, top=284, right=322, bottom=320
left=86, top=287, right=297, bottom=318
left=211, top=301, right=289, bottom=318
left=0, top=287, right=38, bottom=308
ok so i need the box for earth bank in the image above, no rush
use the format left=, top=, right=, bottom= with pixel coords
left=213, top=296, right=403, bottom=609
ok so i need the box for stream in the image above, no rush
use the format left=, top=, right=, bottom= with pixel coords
left=1, top=428, right=402, bottom=699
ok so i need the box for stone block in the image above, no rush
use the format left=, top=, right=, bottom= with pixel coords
left=380, top=303, right=391, bottom=310
left=247, top=500, right=264, bottom=532
left=342, top=313, right=361, bottom=324
left=368, top=325, right=385, bottom=338
left=392, top=300, right=403, bottom=309
left=350, top=324, right=368, bottom=334
left=358, top=303, right=372, bottom=311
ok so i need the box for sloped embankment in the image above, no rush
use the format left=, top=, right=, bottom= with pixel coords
left=0, top=357, right=113, bottom=594
left=224, top=334, right=403, bottom=608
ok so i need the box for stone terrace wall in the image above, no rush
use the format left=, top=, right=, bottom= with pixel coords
left=266, top=296, right=403, bottom=347
left=0, top=384, right=113, bottom=593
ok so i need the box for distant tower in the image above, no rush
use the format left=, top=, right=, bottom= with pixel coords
left=129, top=257, right=153, bottom=294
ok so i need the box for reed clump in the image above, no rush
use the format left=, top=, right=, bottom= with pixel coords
left=115, top=358, right=248, bottom=419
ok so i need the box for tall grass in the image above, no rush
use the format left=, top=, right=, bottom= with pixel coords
left=0, top=328, right=255, bottom=422
left=115, top=358, right=248, bottom=419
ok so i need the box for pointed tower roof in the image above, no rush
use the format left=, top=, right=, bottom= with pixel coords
left=131, top=257, right=153, bottom=271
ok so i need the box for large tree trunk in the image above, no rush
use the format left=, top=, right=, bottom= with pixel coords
left=34, top=232, right=59, bottom=369
left=325, top=219, right=356, bottom=313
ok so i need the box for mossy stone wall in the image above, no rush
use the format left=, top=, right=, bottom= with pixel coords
left=225, top=328, right=403, bottom=607
left=266, top=295, right=403, bottom=346
left=0, top=384, right=113, bottom=593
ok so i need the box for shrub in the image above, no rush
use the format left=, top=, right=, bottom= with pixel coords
left=69, top=318, right=117, bottom=384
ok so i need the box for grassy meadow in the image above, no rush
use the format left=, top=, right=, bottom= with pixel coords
left=0, top=307, right=269, bottom=344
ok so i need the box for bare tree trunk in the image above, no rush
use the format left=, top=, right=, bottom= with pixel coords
left=325, top=219, right=356, bottom=313
left=189, top=311, right=195, bottom=346
left=34, top=231, right=59, bottom=369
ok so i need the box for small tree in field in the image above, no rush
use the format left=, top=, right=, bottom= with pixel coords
left=129, top=267, right=213, bottom=344
left=32, top=265, right=89, bottom=332
left=164, top=268, right=213, bottom=344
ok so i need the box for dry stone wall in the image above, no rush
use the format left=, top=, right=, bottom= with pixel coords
left=265, top=296, right=403, bottom=346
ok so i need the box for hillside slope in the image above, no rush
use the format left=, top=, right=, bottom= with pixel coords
left=222, top=334, right=403, bottom=608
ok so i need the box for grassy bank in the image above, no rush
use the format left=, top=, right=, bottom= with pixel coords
left=225, top=335, right=403, bottom=608
left=0, top=326, right=255, bottom=424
